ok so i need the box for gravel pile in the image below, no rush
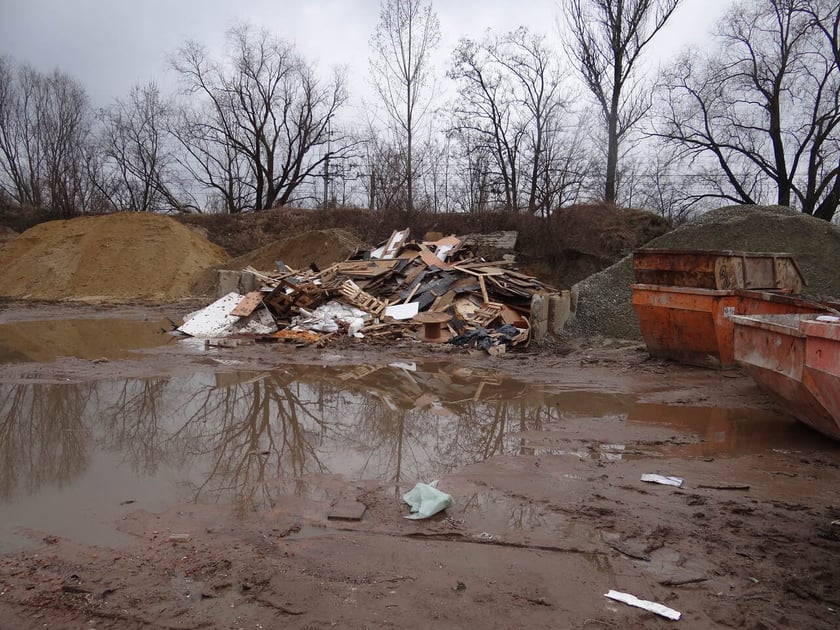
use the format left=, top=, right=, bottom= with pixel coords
left=564, top=205, right=840, bottom=340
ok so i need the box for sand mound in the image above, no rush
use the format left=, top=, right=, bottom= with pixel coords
left=566, top=205, right=840, bottom=340
left=0, top=226, right=18, bottom=252
left=230, top=228, right=363, bottom=273
left=0, top=213, right=229, bottom=301
left=190, top=228, right=364, bottom=297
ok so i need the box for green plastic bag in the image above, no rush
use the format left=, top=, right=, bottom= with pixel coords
left=403, top=480, right=454, bottom=520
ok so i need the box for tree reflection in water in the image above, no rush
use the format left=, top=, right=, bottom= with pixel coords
left=0, top=363, right=561, bottom=515
left=0, top=382, right=95, bottom=500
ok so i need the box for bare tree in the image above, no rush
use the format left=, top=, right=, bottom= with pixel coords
left=444, top=126, right=492, bottom=213
left=653, top=0, right=840, bottom=221
left=448, top=28, right=583, bottom=215
left=360, top=126, right=413, bottom=212
left=562, top=0, right=683, bottom=205
left=97, top=82, right=190, bottom=212
left=449, top=36, right=524, bottom=212
left=170, top=24, right=351, bottom=213
left=369, top=0, right=441, bottom=214
left=0, top=58, right=94, bottom=216
left=499, top=28, right=573, bottom=214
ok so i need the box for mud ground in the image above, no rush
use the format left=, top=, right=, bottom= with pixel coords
left=1, top=302, right=839, bottom=629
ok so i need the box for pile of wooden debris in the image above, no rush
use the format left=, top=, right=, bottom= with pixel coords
left=179, top=229, right=557, bottom=353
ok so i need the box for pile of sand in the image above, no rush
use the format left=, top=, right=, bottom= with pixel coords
left=0, top=213, right=229, bottom=301
left=565, top=206, right=840, bottom=340
left=0, top=226, right=18, bottom=251
left=229, top=228, right=363, bottom=273
left=189, top=228, right=364, bottom=297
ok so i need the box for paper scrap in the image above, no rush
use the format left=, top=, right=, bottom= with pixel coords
left=816, top=315, right=840, bottom=323
left=605, top=589, right=681, bottom=621
left=641, top=473, right=684, bottom=488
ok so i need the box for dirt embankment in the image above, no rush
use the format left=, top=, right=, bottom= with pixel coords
left=177, top=204, right=670, bottom=290
left=189, top=228, right=365, bottom=297
left=0, top=213, right=228, bottom=302
left=0, top=204, right=669, bottom=302
left=566, top=205, right=840, bottom=340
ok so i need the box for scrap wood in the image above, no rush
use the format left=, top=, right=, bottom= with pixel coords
left=359, top=321, right=410, bottom=339
left=500, top=304, right=525, bottom=325
left=454, top=260, right=516, bottom=270
left=339, top=279, right=389, bottom=317
left=196, top=225, right=559, bottom=349
left=423, top=234, right=463, bottom=261
left=230, top=291, right=265, bottom=317
left=335, top=259, right=399, bottom=277
left=417, top=244, right=452, bottom=270
left=273, top=329, right=324, bottom=344
left=475, top=266, right=507, bottom=276
left=264, top=281, right=327, bottom=317
left=243, top=265, right=288, bottom=284
left=478, top=275, right=490, bottom=303
left=467, top=302, right=503, bottom=327
left=430, top=289, right=456, bottom=312
left=374, top=228, right=410, bottom=260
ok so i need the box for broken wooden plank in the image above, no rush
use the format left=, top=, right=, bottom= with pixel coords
left=478, top=275, right=490, bottom=304
left=335, top=259, right=400, bottom=277
left=430, top=289, right=456, bottom=312
left=230, top=291, right=265, bottom=317
left=418, top=244, right=452, bottom=270
left=474, top=266, right=507, bottom=276
left=339, top=280, right=388, bottom=317
left=375, top=228, right=410, bottom=260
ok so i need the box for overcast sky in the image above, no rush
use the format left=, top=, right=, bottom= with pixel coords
left=1, top=0, right=730, bottom=109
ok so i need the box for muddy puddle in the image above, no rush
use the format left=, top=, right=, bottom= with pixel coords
left=0, top=353, right=831, bottom=552
left=0, top=317, right=175, bottom=362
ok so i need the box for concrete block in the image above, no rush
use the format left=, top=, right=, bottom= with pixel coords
left=548, top=290, right=572, bottom=334
left=217, top=270, right=258, bottom=298
left=530, top=293, right=549, bottom=342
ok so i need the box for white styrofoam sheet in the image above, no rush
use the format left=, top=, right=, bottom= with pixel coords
left=178, top=292, right=243, bottom=337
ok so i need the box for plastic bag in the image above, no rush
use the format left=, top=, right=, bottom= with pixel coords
left=402, top=480, right=454, bottom=520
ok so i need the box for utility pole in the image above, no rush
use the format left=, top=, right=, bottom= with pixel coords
left=322, top=120, right=331, bottom=207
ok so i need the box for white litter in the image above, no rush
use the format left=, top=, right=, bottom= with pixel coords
left=178, top=292, right=243, bottom=337
left=293, top=301, right=370, bottom=335
left=641, top=473, right=684, bottom=488
left=403, top=480, right=454, bottom=520
left=816, top=315, right=840, bottom=323
left=384, top=302, right=420, bottom=320
left=233, top=308, right=277, bottom=335
left=605, top=589, right=681, bottom=621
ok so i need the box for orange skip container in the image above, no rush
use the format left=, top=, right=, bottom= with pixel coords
left=731, top=314, right=840, bottom=440
left=632, top=284, right=829, bottom=368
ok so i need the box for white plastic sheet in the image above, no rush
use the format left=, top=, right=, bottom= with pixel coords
left=641, top=473, right=684, bottom=487
left=293, top=301, right=370, bottom=336
left=178, top=292, right=243, bottom=337
left=403, top=480, right=454, bottom=520
left=605, top=589, right=681, bottom=621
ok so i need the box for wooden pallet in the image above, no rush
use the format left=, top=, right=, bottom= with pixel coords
left=339, top=280, right=388, bottom=317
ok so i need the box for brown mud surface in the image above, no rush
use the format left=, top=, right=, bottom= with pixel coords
left=1, top=301, right=839, bottom=629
